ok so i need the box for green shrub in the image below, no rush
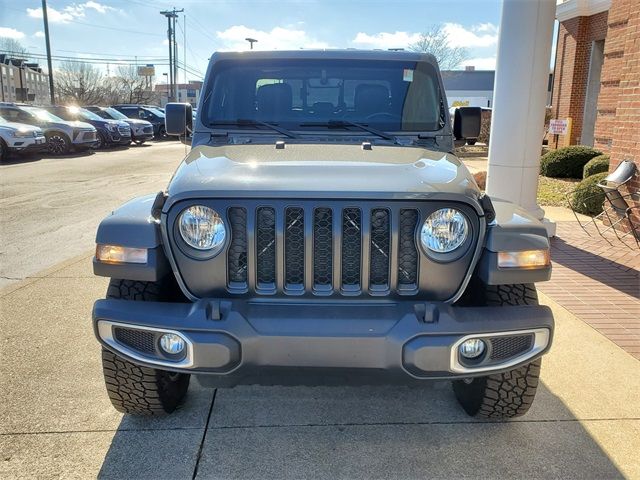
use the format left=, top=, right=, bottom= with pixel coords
left=540, top=145, right=602, bottom=178
left=571, top=172, right=607, bottom=215
left=583, top=154, right=610, bottom=178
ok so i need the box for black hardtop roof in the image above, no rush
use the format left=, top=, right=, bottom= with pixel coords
left=210, top=49, right=438, bottom=64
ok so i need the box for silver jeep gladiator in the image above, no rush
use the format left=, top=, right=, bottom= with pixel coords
left=92, top=50, right=553, bottom=418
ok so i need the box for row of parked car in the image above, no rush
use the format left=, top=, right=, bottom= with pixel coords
left=0, top=102, right=173, bottom=161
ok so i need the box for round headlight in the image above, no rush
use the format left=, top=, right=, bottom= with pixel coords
left=178, top=206, right=226, bottom=252
left=421, top=208, right=469, bottom=253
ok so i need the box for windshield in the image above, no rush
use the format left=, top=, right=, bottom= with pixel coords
left=102, top=107, right=128, bottom=120
left=146, top=108, right=165, bottom=118
left=203, top=58, right=444, bottom=132
left=76, top=108, right=103, bottom=121
left=23, top=107, right=64, bottom=123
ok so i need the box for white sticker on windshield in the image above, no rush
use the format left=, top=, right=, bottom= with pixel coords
left=403, top=69, right=414, bottom=82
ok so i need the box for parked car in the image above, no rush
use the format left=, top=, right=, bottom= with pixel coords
left=0, top=103, right=96, bottom=155
left=111, top=105, right=168, bottom=140
left=92, top=50, right=554, bottom=419
left=0, top=114, right=47, bottom=161
left=42, top=106, right=131, bottom=149
left=85, top=106, right=154, bottom=145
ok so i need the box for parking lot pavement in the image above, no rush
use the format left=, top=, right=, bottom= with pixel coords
left=0, top=141, right=185, bottom=290
left=1, top=254, right=639, bottom=479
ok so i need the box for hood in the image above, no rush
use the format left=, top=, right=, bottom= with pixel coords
left=166, top=143, right=481, bottom=205
left=0, top=121, right=42, bottom=134
left=124, top=118, right=153, bottom=127
left=48, top=120, right=95, bottom=130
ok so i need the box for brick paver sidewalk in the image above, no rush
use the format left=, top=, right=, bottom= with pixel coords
left=538, top=222, right=640, bottom=359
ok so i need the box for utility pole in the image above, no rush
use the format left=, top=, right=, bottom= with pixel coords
left=42, top=0, right=55, bottom=104
left=160, top=8, right=183, bottom=102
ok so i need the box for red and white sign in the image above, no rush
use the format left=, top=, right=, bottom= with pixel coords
left=549, top=119, right=571, bottom=135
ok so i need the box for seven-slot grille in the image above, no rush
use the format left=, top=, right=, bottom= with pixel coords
left=226, top=205, right=421, bottom=296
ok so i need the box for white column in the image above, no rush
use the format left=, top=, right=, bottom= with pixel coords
left=486, top=0, right=557, bottom=236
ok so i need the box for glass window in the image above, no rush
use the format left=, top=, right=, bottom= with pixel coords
left=202, top=58, right=444, bottom=132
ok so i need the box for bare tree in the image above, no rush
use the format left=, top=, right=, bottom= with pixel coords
left=0, top=38, right=29, bottom=58
left=54, top=61, right=108, bottom=104
left=112, top=65, right=156, bottom=104
left=408, top=25, right=468, bottom=70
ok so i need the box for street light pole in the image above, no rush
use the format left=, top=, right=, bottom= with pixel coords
left=245, top=37, right=258, bottom=50
left=42, top=0, right=55, bottom=104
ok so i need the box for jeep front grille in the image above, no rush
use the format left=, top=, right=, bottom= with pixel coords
left=226, top=204, right=421, bottom=297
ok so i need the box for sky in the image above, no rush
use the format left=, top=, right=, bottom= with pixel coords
left=0, top=0, right=504, bottom=83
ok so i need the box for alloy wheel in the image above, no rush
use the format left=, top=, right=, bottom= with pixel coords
left=48, top=135, right=68, bottom=155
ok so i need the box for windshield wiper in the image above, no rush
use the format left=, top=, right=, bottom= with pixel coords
left=209, top=119, right=299, bottom=139
left=299, top=120, right=400, bottom=144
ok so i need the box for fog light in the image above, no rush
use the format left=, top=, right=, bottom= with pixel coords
left=459, top=338, right=486, bottom=359
left=159, top=333, right=186, bottom=355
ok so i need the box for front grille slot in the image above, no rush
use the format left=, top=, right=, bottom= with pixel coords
left=228, top=207, right=248, bottom=287
left=313, top=208, right=333, bottom=291
left=369, top=208, right=391, bottom=290
left=284, top=207, right=305, bottom=290
left=225, top=204, right=425, bottom=297
left=398, top=209, right=419, bottom=289
left=341, top=208, right=362, bottom=291
left=256, top=207, right=276, bottom=288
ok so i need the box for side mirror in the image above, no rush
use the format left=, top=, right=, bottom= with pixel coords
left=453, top=107, right=482, bottom=140
left=165, top=103, right=193, bottom=136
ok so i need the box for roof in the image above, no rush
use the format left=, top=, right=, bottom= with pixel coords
left=210, top=49, right=438, bottom=64
left=441, top=70, right=495, bottom=91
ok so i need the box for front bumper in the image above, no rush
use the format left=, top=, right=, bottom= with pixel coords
left=7, top=136, right=47, bottom=152
left=93, top=299, right=554, bottom=385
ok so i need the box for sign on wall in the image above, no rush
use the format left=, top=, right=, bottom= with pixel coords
left=549, top=118, right=572, bottom=135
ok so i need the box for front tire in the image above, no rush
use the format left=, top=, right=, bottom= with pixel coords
left=46, top=132, right=70, bottom=155
left=101, top=278, right=190, bottom=415
left=0, top=139, right=7, bottom=162
left=453, top=282, right=542, bottom=418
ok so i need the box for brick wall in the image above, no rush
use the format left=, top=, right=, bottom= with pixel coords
left=598, top=0, right=640, bottom=231
left=551, top=11, right=609, bottom=148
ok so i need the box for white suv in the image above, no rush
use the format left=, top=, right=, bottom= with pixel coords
left=0, top=115, right=46, bottom=161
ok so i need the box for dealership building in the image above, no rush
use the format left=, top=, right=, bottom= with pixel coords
left=551, top=0, right=639, bottom=199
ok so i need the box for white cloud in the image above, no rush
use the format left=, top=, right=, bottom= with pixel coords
left=216, top=25, right=329, bottom=51
left=352, top=31, right=421, bottom=49
left=461, top=56, right=497, bottom=70
left=26, top=2, right=115, bottom=23
left=351, top=23, right=498, bottom=50
left=0, top=27, right=26, bottom=39
left=34, top=31, right=45, bottom=38
left=442, top=23, right=498, bottom=48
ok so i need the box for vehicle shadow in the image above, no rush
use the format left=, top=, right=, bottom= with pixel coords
left=97, top=380, right=625, bottom=479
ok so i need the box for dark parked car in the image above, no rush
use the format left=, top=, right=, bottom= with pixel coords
left=85, top=106, right=154, bottom=145
left=93, top=50, right=554, bottom=419
left=111, top=105, right=167, bottom=139
left=42, top=106, right=131, bottom=149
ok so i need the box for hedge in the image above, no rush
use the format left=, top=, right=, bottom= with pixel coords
left=583, top=154, right=610, bottom=179
left=540, top=145, right=602, bottom=178
left=571, top=172, right=608, bottom=215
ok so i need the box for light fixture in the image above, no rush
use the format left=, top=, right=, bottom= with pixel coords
left=498, top=250, right=550, bottom=269
left=96, top=244, right=147, bottom=264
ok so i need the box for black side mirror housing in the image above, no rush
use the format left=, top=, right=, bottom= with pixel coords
left=165, top=103, right=193, bottom=136
left=453, top=107, right=482, bottom=140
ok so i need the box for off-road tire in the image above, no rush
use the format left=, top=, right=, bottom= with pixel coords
left=453, top=359, right=541, bottom=418
left=101, top=278, right=190, bottom=415
left=453, top=281, right=542, bottom=418
left=102, top=348, right=190, bottom=415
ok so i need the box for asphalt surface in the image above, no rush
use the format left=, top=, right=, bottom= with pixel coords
left=0, top=141, right=186, bottom=290
left=1, top=143, right=639, bottom=478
